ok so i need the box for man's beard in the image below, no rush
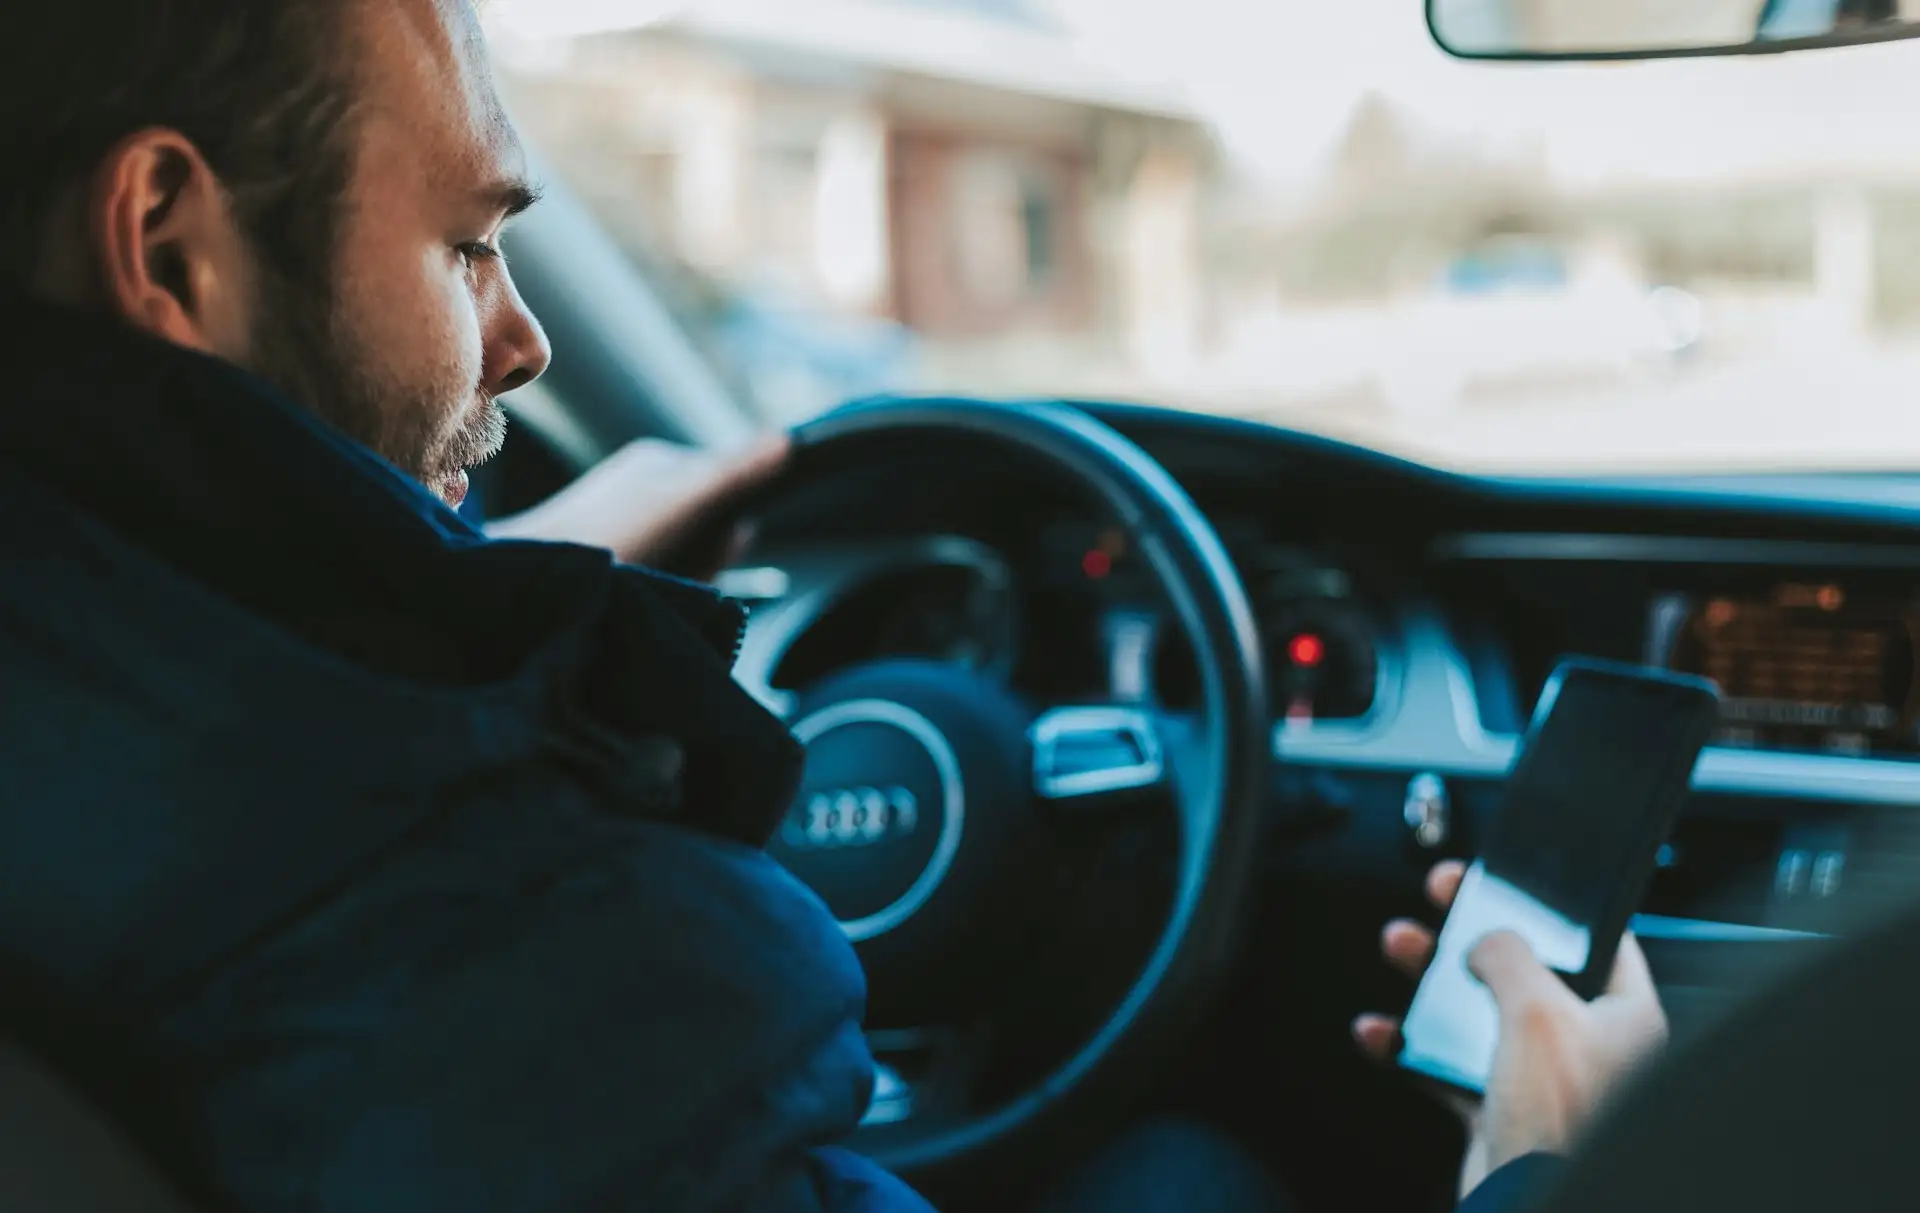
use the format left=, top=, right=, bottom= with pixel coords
left=244, top=267, right=507, bottom=504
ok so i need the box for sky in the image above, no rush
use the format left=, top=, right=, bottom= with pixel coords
left=1045, top=0, right=1920, bottom=189
left=491, top=0, right=1920, bottom=190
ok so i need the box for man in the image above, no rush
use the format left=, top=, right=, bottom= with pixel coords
left=0, top=2, right=919, bottom=1210
left=1355, top=863, right=1671, bottom=1209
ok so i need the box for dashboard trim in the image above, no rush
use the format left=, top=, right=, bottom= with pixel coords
left=1274, top=603, right=1920, bottom=807
left=1433, top=532, right=1920, bottom=568
left=733, top=517, right=1920, bottom=809
left=1630, top=914, right=1826, bottom=944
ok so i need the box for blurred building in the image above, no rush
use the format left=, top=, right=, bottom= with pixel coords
left=495, top=0, right=1216, bottom=414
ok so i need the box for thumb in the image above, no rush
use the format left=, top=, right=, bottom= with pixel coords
left=1603, top=932, right=1659, bottom=1003
left=1468, top=931, right=1565, bottom=1009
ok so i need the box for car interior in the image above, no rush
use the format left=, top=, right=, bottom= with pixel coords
left=17, top=2, right=1920, bottom=1211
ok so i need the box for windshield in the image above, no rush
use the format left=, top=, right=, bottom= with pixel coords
left=484, top=0, right=1920, bottom=474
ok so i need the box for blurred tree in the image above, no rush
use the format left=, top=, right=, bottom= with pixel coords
left=1331, top=92, right=1417, bottom=194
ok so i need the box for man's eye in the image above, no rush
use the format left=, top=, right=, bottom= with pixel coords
left=458, top=241, right=501, bottom=267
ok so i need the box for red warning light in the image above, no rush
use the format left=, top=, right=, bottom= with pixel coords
left=1081, top=549, right=1113, bottom=580
left=1288, top=633, right=1326, bottom=669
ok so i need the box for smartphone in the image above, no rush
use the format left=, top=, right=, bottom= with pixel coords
left=1397, top=657, right=1721, bottom=1097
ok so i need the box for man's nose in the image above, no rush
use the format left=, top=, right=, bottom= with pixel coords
left=482, top=272, right=552, bottom=397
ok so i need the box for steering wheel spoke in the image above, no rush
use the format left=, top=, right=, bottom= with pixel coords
left=1030, top=705, right=1168, bottom=807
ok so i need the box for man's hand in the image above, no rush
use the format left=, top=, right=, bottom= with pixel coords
left=488, top=435, right=790, bottom=581
left=1352, top=861, right=1669, bottom=1200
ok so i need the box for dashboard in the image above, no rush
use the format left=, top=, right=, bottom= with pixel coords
left=740, top=516, right=1393, bottom=727
left=699, top=402, right=1920, bottom=1209
left=727, top=404, right=1920, bottom=972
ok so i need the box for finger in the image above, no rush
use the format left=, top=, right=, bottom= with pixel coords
left=652, top=437, right=787, bottom=539
left=1382, top=919, right=1437, bottom=979
left=690, top=519, right=765, bottom=581
left=1604, top=931, right=1659, bottom=1001
left=1351, top=1013, right=1402, bottom=1061
left=636, top=437, right=786, bottom=550
left=721, top=520, right=760, bottom=570
left=1426, top=861, right=1467, bottom=911
left=686, top=521, right=759, bottom=584
left=708, top=433, right=791, bottom=496
left=1467, top=931, right=1566, bottom=1009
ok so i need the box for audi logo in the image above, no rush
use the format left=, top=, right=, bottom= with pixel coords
left=782, top=787, right=920, bottom=850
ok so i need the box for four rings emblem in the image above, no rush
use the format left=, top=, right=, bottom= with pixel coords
left=782, top=786, right=920, bottom=850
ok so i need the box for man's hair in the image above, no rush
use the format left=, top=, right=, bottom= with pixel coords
left=0, top=2, right=361, bottom=293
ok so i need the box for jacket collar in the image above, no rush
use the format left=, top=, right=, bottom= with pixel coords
left=0, top=296, right=800, bottom=849
left=0, top=298, right=750, bottom=671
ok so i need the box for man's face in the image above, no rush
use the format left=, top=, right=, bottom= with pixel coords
left=249, top=0, right=550, bottom=507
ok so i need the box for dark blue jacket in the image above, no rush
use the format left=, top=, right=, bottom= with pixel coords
left=0, top=301, right=930, bottom=1213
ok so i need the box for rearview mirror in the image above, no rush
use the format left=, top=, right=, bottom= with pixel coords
left=1428, top=0, right=1920, bottom=60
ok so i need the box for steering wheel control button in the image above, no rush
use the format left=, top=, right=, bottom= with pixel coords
left=1031, top=707, right=1166, bottom=803
left=1102, top=612, right=1159, bottom=704
left=1776, top=848, right=1811, bottom=898
left=770, top=699, right=964, bottom=943
left=713, top=565, right=792, bottom=602
left=1812, top=850, right=1846, bottom=899
left=1403, top=772, right=1451, bottom=849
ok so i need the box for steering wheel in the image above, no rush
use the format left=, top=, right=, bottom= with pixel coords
left=738, top=399, right=1268, bottom=1196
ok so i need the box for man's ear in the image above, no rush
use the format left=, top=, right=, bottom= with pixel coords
left=86, top=129, right=253, bottom=358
